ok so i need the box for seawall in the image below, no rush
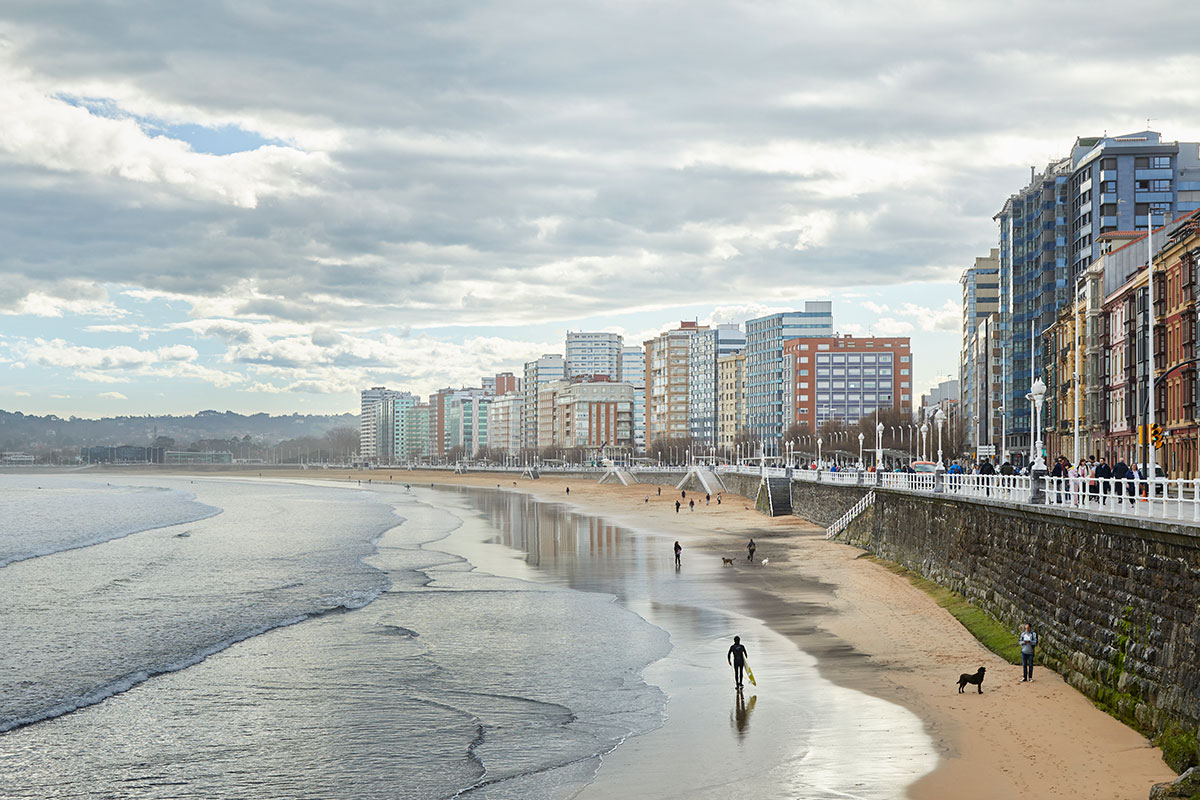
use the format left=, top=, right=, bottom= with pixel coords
left=793, top=481, right=1200, bottom=769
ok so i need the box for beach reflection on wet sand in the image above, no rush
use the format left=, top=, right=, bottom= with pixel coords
left=430, top=486, right=939, bottom=800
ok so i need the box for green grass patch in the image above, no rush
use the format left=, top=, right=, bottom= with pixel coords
left=863, top=555, right=1022, bottom=664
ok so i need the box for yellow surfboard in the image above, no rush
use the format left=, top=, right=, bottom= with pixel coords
left=745, top=662, right=757, bottom=686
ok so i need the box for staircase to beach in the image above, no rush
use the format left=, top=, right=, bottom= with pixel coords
left=755, top=477, right=793, bottom=517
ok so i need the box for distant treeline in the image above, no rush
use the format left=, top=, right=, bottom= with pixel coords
left=0, top=408, right=356, bottom=458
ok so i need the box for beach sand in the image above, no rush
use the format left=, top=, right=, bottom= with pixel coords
left=171, top=467, right=1174, bottom=798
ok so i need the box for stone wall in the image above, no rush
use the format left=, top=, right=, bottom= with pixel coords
left=795, top=484, right=1200, bottom=764
left=789, top=478, right=871, bottom=528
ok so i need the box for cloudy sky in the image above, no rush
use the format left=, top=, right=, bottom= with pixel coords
left=3, top=1, right=1200, bottom=416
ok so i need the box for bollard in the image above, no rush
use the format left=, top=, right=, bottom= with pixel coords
left=934, top=466, right=945, bottom=494
left=1030, top=468, right=1046, bottom=505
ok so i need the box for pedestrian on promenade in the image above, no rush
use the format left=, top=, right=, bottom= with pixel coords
left=674, top=540, right=682, bottom=568
left=747, top=538, right=756, bottom=562
left=1113, top=458, right=1129, bottom=503
left=675, top=500, right=681, bottom=513
left=1095, top=458, right=1113, bottom=504
left=727, top=636, right=748, bottom=689
left=1000, top=460, right=1014, bottom=476
left=1019, top=622, right=1039, bottom=682
left=979, top=458, right=995, bottom=496
left=1051, top=456, right=1066, bottom=503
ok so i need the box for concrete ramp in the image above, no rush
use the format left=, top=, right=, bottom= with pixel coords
left=675, top=467, right=727, bottom=496
left=599, top=467, right=635, bottom=486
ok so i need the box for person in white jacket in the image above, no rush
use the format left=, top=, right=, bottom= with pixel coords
left=1019, top=623, right=1039, bottom=682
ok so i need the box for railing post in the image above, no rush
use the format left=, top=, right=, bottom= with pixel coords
left=874, top=468, right=881, bottom=487
left=1030, top=466, right=1046, bottom=505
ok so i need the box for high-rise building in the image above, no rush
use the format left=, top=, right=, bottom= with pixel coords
left=959, top=251, right=1001, bottom=448
left=621, top=345, right=646, bottom=453
left=565, top=331, right=623, bottom=380
left=444, top=391, right=490, bottom=457
left=644, top=321, right=707, bottom=445
left=399, top=403, right=435, bottom=461
left=745, top=302, right=834, bottom=449
left=716, top=351, right=747, bottom=453
left=486, top=392, right=524, bottom=456
left=965, top=315, right=1004, bottom=452
left=384, top=391, right=418, bottom=463
left=359, top=386, right=415, bottom=462
left=688, top=324, right=746, bottom=449
left=523, top=354, right=565, bottom=450
left=784, top=335, right=912, bottom=431
left=536, top=378, right=634, bottom=452
left=995, top=131, right=1200, bottom=463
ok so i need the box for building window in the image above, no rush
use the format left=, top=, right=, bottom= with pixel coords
left=1152, top=156, right=1171, bottom=169
left=1101, top=157, right=1117, bottom=170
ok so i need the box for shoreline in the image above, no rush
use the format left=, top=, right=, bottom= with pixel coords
left=127, top=466, right=1173, bottom=798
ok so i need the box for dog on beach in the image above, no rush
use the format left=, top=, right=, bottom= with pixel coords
left=721, top=557, right=735, bottom=566
left=761, top=558, right=769, bottom=566
left=956, top=667, right=986, bottom=694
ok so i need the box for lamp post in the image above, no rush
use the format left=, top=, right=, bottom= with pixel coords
left=920, top=422, right=929, bottom=461
left=817, top=436, right=823, bottom=466
left=1147, top=211, right=1159, bottom=480
left=857, top=432, right=865, bottom=470
left=1031, top=378, right=1047, bottom=472
left=935, top=408, right=946, bottom=470
left=876, top=422, right=884, bottom=469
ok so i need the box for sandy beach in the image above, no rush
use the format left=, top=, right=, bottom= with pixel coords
left=166, top=466, right=1174, bottom=798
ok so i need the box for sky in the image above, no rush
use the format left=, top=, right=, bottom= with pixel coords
left=4, top=1, right=1200, bottom=417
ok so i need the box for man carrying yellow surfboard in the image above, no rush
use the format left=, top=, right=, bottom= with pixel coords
left=727, top=636, right=750, bottom=689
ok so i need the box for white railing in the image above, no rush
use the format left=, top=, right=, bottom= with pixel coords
left=942, top=473, right=1031, bottom=501
left=826, top=490, right=875, bottom=539
left=1041, top=476, right=1200, bottom=523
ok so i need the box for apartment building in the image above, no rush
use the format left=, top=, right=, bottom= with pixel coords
left=486, top=392, right=524, bottom=456
left=522, top=354, right=565, bottom=450
left=716, top=351, right=747, bottom=452
left=444, top=391, right=490, bottom=457
left=783, top=335, right=912, bottom=430
left=621, top=345, right=646, bottom=453
left=644, top=322, right=707, bottom=445
left=536, top=378, right=634, bottom=452
left=687, top=324, right=746, bottom=449
left=960, top=250, right=1000, bottom=446
left=745, top=303, right=833, bottom=447
left=566, top=331, right=623, bottom=380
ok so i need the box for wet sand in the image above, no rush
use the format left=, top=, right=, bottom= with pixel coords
left=158, top=467, right=1174, bottom=798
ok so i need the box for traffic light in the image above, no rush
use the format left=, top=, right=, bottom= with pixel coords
left=1151, top=423, right=1165, bottom=449
left=1138, top=424, right=1146, bottom=445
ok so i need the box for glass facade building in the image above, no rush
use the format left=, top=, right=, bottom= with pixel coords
left=687, top=324, right=746, bottom=449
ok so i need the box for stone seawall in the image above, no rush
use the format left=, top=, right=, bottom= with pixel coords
left=791, top=482, right=1200, bottom=768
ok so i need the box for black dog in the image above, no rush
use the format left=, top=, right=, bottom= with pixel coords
left=957, top=667, right=986, bottom=693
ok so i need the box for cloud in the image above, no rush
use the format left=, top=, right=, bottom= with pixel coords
left=4, top=2, right=1200, bottom=410
left=98, top=391, right=127, bottom=400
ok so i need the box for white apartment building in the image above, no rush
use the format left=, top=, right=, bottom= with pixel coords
left=486, top=392, right=524, bottom=456
left=565, top=331, right=624, bottom=380
left=522, top=353, right=565, bottom=450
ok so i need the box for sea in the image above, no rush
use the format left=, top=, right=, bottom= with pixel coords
left=0, top=473, right=936, bottom=799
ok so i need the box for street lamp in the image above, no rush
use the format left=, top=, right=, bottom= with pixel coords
left=935, top=407, right=946, bottom=470
left=876, top=422, right=884, bottom=469
left=920, top=422, right=929, bottom=461
left=1030, top=378, right=1047, bottom=472
left=857, top=431, right=865, bottom=470
left=817, top=436, right=823, bottom=466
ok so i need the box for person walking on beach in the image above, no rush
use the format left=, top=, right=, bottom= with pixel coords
left=1019, top=622, right=1039, bottom=682
left=689, top=499, right=695, bottom=511
left=658, top=487, right=661, bottom=496
left=728, top=636, right=748, bottom=689
left=675, top=500, right=681, bottom=513
left=706, top=493, right=711, bottom=505
left=674, top=540, right=682, bottom=568
left=747, top=538, right=756, bottom=562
